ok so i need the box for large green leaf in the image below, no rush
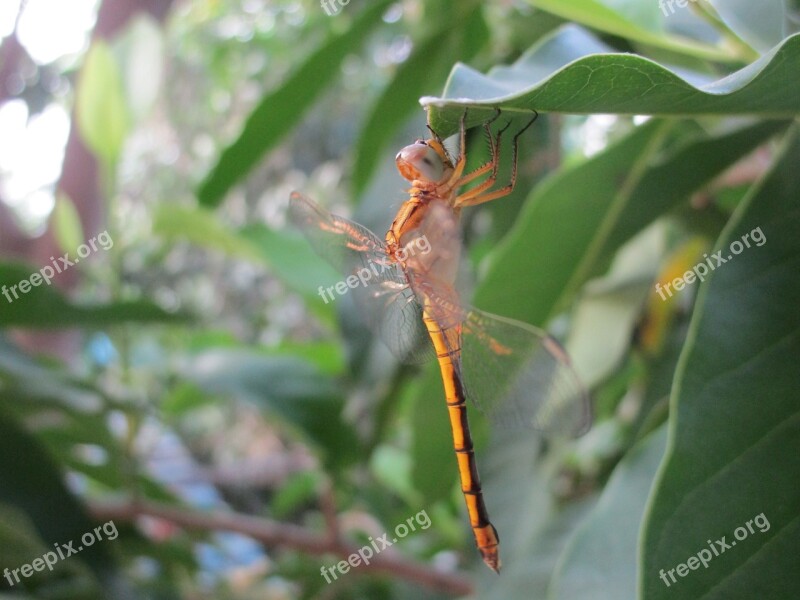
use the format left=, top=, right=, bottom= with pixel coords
left=640, top=126, right=800, bottom=599
left=409, top=366, right=455, bottom=503
left=197, top=0, right=393, bottom=207
left=0, top=405, right=123, bottom=597
left=709, top=0, right=789, bottom=53
left=549, top=426, right=667, bottom=599
left=525, top=0, right=736, bottom=62
left=423, top=26, right=800, bottom=136
left=153, top=204, right=265, bottom=263
left=0, top=505, right=101, bottom=597
left=468, top=425, right=598, bottom=594
left=564, top=225, right=662, bottom=388
left=0, top=340, right=177, bottom=504
left=475, top=118, right=787, bottom=326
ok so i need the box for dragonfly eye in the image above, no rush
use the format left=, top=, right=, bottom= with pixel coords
left=396, top=143, right=445, bottom=183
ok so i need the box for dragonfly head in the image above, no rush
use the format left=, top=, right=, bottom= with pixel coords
left=395, top=139, right=450, bottom=184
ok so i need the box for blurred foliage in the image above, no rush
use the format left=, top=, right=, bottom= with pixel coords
left=0, top=1, right=798, bottom=599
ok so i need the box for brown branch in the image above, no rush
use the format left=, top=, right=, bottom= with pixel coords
left=88, top=498, right=473, bottom=596
left=319, top=478, right=341, bottom=544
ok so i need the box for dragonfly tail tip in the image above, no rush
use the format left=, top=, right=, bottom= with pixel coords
left=481, top=551, right=501, bottom=574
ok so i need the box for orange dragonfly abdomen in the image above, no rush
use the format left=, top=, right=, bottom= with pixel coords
left=421, top=307, right=501, bottom=572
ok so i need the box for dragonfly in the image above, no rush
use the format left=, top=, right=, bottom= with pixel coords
left=289, top=111, right=591, bottom=573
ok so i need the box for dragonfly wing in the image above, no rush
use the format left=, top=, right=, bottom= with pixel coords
left=357, top=278, right=434, bottom=364
left=457, top=309, right=591, bottom=437
left=289, top=191, right=387, bottom=273
left=400, top=199, right=469, bottom=331
left=289, top=191, right=434, bottom=364
left=402, top=199, right=461, bottom=288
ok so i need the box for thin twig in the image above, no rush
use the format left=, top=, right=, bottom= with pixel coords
left=319, top=478, right=341, bottom=544
left=87, top=498, right=472, bottom=596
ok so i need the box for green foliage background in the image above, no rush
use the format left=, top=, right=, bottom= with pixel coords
left=0, top=1, right=798, bottom=599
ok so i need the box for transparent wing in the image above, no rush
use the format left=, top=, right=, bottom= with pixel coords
left=401, top=200, right=467, bottom=331
left=456, top=309, right=592, bottom=437
left=289, top=191, right=387, bottom=274
left=288, top=192, right=433, bottom=364
left=402, top=200, right=461, bottom=290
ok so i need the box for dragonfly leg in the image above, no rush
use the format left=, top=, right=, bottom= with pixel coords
left=454, top=110, right=539, bottom=208
left=445, top=108, right=470, bottom=183
left=451, top=118, right=513, bottom=200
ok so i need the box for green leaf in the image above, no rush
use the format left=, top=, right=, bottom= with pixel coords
left=0, top=262, right=185, bottom=329
left=153, top=204, right=264, bottom=262
left=475, top=435, right=597, bottom=593
left=161, top=382, right=215, bottom=417
left=640, top=126, right=800, bottom=599
left=474, top=118, right=787, bottom=327
left=410, top=366, right=457, bottom=503
left=370, top=445, right=419, bottom=506
left=0, top=339, right=177, bottom=503
left=525, top=0, right=735, bottom=62
left=240, top=223, right=340, bottom=302
left=423, top=26, right=800, bottom=135
left=0, top=504, right=99, bottom=593
left=565, top=226, right=661, bottom=387
left=709, top=0, right=788, bottom=53
left=118, top=15, right=165, bottom=122
left=197, top=0, right=393, bottom=207
left=549, top=426, right=667, bottom=599
left=0, top=405, right=120, bottom=596
left=271, top=471, right=323, bottom=518
left=75, top=41, right=129, bottom=166
left=51, top=194, right=85, bottom=257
